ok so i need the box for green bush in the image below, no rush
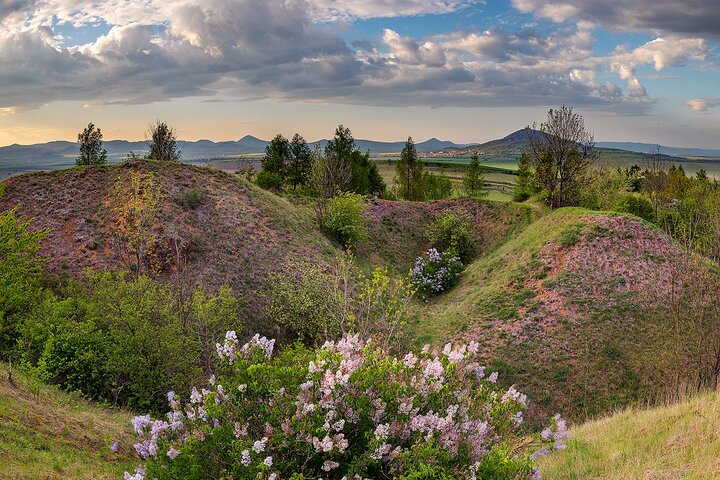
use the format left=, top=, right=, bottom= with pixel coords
left=174, top=188, right=205, bottom=209
left=255, top=171, right=283, bottom=190
left=613, top=194, right=655, bottom=222
left=323, top=192, right=367, bottom=247
left=423, top=171, right=454, bottom=200
left=426, top=212, right=475, bottom=262
left=126, top=335, right=565, bottom=479
left=18, top=273, right=240, bottom=412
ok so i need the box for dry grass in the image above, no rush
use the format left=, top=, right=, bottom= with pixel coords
left=0, top=363, right=136, bottom=479
left=540, top=389, right=720, bottom=479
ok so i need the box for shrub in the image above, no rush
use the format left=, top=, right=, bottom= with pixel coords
left=18, top=273, right=240, bottom=412
left=411, top=248, right=464, bottom=297
left=513, top=190, right=531, bottom=202
left=423, top=171, right=454, bottom=200
left=123, top=334, right=566, bottom=480
left=174, top=188, right=205, bottom=209
left=613, top=193, right=655, bottom=222
left=256, top=171, right=283, bottom=191
left=426, top=212, right=475, bottom=262
left=323, top=192, right=367, bottom=247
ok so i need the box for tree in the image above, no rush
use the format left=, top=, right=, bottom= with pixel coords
left=395, top=137, right=425, bottom=200
left=147, top=121, right=181, bottom=162
left=527, top=106, right=595, bottom=208
left=286, top=134, right=312, bottom=190
left=326, top=125, right=385, bottom=196
left=107, top=170, right=162, bottom=279
left=513, top=153, right=535, bottom=201
left=76, top=123, right=107, bottom=166
left=311, top=147, right=351, bottom=226
left=463, top=154, right=487, bottom=198
left=262, top=134, right=291, bottom=180
left=0, top=206, right=50, bottom=351
left=423, top=171, right=453, bottom=200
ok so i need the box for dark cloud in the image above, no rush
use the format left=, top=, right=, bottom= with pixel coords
left=513, top=0, right=720, bottom=38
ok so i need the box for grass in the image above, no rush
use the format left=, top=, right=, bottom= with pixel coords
left=540, top=389, right=720, bottom=479
left=0, top=363, right=136, bottom=479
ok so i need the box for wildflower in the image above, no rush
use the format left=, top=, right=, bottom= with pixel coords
left=167, top=447, right=180, bottom=459
left=263, top=456, right=273, bottom=467
left=110, top=440, right=119, bottom=453
left=241, top=449, right=251, bottom=466
left=322, top=460, right=340, bottom=471
left=253, top=437, right=267, bottom=453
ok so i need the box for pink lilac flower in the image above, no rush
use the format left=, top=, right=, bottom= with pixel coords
left=167, top=447, right=180, bottom=459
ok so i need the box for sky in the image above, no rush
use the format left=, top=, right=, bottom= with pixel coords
left=0, top=0, right=719, bottom=147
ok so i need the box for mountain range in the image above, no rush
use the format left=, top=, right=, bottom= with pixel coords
left=1, top=130, right=719, bottom=179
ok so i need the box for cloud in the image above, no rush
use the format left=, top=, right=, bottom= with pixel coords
left=0, top=0, right=710, bottom=114
left=686, top=98, right=720, bottom=112
left=311, top=0, right=484, bottom=21
left=512, top=0, right=720, bottom=39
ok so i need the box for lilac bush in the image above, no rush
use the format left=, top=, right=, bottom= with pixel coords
left=411, top=248, right=464, bottom=297
left=123, top=332, right=565, bottom=479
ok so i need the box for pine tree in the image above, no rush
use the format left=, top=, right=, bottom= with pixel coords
left=262, top=134, right=291, bottom=179
left=513, top=153, right=535, bottom=201
left=76, top=123, right=107, bottom=166
left=463, top=154, right=486, bottom=198
left=286, top=134, right=312, bottom=190
left=394, top=137, right=425, bottom=200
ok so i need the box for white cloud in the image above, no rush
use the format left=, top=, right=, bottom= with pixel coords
left=686, top=98, right=720, bottom=112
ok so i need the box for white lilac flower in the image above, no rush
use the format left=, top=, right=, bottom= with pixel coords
left=263, top=456, right=273, bottom=467
left=110, top=440, right=119, bottom=453
left=167, top=447, right=180, bottom=459
left=322, top=460, right=340, bottom=471
left=241, top=449, right=251, bottom=466
left=252, top=437, right=267, bottom=453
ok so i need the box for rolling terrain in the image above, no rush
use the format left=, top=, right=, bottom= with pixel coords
left=415, top=208, right=718, bottom=423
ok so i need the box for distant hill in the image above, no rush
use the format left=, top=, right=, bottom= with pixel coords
left=597, top=141, right=720, bottom=158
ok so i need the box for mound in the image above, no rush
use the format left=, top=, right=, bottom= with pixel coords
left=416, top=208, right=719, bottom=423
left=0, top=161, right=338, bottom=321
left=358, top=198, right=534, bottom=273
left=0, top=363, right=135, bottom=479
left=540, top=389, right=720, bottom=479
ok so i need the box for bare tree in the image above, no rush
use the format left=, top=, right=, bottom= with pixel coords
left=527, top=106, right=596, bottom=208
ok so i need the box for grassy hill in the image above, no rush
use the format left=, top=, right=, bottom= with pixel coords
left=0, top=363, right=135, bottom=479
left=414, top=208, right=718, bottom=423
left=0, top=161, right=339, bottom=323
left=540, top=389, right=720, bottom=479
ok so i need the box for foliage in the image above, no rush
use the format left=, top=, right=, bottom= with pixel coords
left=76, top=122, right=108, bottom=166
left=513, top=153, right=535, bottom=202
left=262, top=134, right=291, bottom=179
left=463, top=154, right=487, bottom=198
left=125, top=334, right=565, bottom=480
left=18, top=272, right=240, bottom=412
left=0, top=207, right=50, bottom=352
left=287, top=134, right=313, bottom=190
left=411, top=248, right=464, bottom=298
left=174, top=188, right=205, bottom=209
left=106, top=170, right=162, bottom=278
left=527, top=106, right=595, bottom=208
left=267, top=263, right=341, bottom=346
left=422, top=171, right=454, bottom=200
left=326, top=125, right=385, bottom=196
left=256, top=170, right=284, bottom=191
left=267, top=253, right=414, bottom=351
left=147, top=121, right=181, bottom=162
left=613, top=194, right=654, bottom=222
left=426, top=212, right=475, bottom=263
left=578, top=166, right=627, bottom=211
left=395, top=137, right=425, bottom=201
left=323, top=192, right=367, bottom=247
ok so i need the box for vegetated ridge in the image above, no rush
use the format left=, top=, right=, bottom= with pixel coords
left=416, top=208, right=718, bottom=423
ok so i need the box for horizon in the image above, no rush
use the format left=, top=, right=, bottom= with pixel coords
left=0, top=1, right=719, bottom=148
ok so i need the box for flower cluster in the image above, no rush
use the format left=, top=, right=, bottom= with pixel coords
left=411, top=248, right=464, bottom=297
left=122, top=332, right=565, bottom=479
